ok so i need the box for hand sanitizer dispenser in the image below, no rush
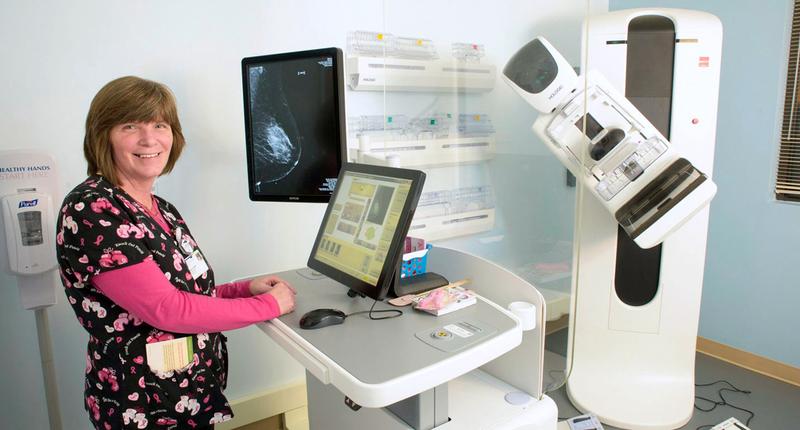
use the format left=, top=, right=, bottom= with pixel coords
left=0, top=149, right=60, bottom=309
left=2, top=191, right=56, bottom=275
left=0, top=149, right=63, bottom=430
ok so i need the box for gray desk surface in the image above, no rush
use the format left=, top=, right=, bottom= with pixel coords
left=273, top=268, right=518, bottom=385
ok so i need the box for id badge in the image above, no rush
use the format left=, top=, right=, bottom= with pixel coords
left=145, top=336, right=194, bottom=373
left=175, top=227, right=208, bottom=279
left=185, top=250, right=209, bottom=279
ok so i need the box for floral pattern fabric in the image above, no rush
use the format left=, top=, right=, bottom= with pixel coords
left=56, top=176, right=232, bottom=429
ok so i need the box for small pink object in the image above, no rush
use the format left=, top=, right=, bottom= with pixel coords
left=417, top=289, right=446, bottom=310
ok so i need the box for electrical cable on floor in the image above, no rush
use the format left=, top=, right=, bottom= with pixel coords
left=693, top=379, right=754, bottom=430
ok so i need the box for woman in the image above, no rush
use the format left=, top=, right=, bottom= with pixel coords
left=56, top=76, right=296, bottom=429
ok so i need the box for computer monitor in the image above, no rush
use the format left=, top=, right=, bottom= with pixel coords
left=241, top=47, right=346, bottom=202
left=307, top=163, right=426, bottom=301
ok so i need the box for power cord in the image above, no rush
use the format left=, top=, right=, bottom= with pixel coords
left=346, top=298, right=403, bottom=321
left=694, top=379, right=754, bottom=430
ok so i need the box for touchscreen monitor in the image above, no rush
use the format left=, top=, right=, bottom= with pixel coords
left=242, top=47, right=346, bottom=202
left=307, top=163, right=426, bottom=300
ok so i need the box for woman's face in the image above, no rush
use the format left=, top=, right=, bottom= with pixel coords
left=109, top=120, right=173, bottom=185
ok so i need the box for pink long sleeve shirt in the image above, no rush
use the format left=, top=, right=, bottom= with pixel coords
left=91, top=195, right=280, bottom=334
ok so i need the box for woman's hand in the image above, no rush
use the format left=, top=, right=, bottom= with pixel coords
left=249, top=275, right=295, bottom=315
left=267, top=282, right=296, bottom=315
left=248, top=275, right=293, bottom=296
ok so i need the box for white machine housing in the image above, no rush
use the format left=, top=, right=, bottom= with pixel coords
left=566, top=9, right=722, bottom=430
left=502, top=37, right=716, bottom=249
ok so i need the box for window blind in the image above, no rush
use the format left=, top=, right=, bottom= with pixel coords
left=777, top=0, right=800, bottom=201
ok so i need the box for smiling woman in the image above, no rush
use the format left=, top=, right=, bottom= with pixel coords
left=56, top=76, right=297, bottom=430
left=83, top=76, right=185, bottom=191
left=108, top=120, right=173, bottom=209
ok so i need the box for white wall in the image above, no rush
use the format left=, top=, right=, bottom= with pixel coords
left=0, top=1, right=604, bottom=428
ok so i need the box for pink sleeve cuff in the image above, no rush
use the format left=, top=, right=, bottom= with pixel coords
left=92, top=260, right=281, bottom=334
left=215, top=279, right=253, bottom=299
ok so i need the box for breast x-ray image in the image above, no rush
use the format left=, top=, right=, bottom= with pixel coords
left=243, top=48, right=345, bottom=202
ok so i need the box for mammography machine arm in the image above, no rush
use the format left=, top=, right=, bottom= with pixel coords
left=502, top=37, right=716, bottom=249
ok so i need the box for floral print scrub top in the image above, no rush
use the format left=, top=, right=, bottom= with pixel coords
left=56, top=176, right=232, bottom=429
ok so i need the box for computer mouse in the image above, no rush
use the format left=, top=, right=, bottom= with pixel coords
left=299, top=308, right=346, bottom=330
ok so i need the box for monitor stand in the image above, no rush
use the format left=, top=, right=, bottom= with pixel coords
left=391, top=258, right=448, bottom=297
left=394, top=272, right=449, bottom=296
left=345, top=258, right=449, bottom=299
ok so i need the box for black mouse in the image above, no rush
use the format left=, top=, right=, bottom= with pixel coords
left=299, top=308, right=346, bottom=329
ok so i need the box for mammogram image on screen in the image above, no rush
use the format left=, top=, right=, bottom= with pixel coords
left=367, top=185, right=394, bottom=224
left=248, top=66, right=302, bottom=185
left=246, top=55, right=339, bottom=197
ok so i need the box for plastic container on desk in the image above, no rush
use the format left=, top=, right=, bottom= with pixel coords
left=401, top=244, right=432, bottom=278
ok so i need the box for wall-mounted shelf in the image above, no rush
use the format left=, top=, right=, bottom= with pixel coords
left=408, top=208, right=495, bottom=241
left=347, top=56, right=496, bottom=92
left=349, top=136, right=495, bottom=168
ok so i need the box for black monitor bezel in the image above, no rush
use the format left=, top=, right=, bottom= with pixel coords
left=307, top=163, right=426, bottom=301
left=241, top=47, right=347, bottom=203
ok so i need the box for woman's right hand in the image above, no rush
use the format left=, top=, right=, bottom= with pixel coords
left=267, top=282, right=296, bottom=315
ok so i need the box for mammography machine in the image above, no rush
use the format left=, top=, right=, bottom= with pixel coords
left=503, top=9, right=722, bottom=429
left=503, top=36, right=715, bottom=250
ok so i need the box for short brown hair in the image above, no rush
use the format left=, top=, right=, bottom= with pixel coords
left=83, top=76, right=185, bottom=185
